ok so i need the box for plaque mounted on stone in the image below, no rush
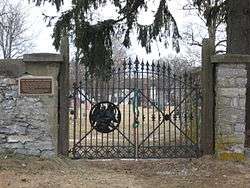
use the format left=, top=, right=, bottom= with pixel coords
left=18, top=76, right=54, bottom=95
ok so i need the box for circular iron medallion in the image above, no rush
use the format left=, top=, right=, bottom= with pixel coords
left=89, top=101, right=121, bottom=133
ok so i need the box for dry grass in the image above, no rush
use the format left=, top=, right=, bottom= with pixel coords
left=0, top=154, right=249, bottom=188
left=69, top=104, right=199, bottom=149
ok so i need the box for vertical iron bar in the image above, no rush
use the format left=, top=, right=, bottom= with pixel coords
left=184, top=72, right=188, bottom=146
left=95, top=78, right=98, bottom=154
left=90, top=76, right=94, bottom=150
left=106, top=79, right=110, bottom=153
left=162, top=62, right=166, bottom=147
left=195, top=78, right=200, bottom=147
left=136, top=59, right=139, bottom=159
left=133, top=58, right=139, bottom=159
left=123, top=61, right=126, bottom=147
left=146, top=62, right=150, bottom=148
left=189, top=74, right=193, bottom=145
left=112, top=68, right=115, bottom=148
left=128, top=60, right=132, bottom=151
left=96, top=82, right=100, bottom=155
left=141, top=61, right=145, bottom=152
left=152, top=62, right=155, bottom=148
left=73, top=83, right=77, bottom=157
left=168, top=66, right=171, bottom=146
left=173, top=73, right=177, bottom=147
left=79, top=81, right=82, bottom=145
left=96, top=77, right=100, bottom=152
left=117, top=67, right=121, bottom=149
left=179, top=75, right=183, bottom=145
left=157, top=62, right=161, bottom=147
left=84, top=73, right=88, bottom=148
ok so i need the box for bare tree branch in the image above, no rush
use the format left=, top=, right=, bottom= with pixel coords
left=215, top=39, right=227, bottom=47
left=215, top=50, right=226, bottom=54
left=0, top=1, right=33, bottom=59
left=182, top=0, right=227, bottom=54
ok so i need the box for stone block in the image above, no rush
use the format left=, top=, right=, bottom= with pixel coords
left=225, top=144, right=245, bottom=153
left=216, top=108, right=245, bottom=124
left=2, top=100, right=16, bottom=110
left=0, top=82, right=6, bottom=87
left=1, top=111, right=18, bottom=121
left=245, top=148, right=250, bottom=159
left=215, top=96, right=245, bottom=110
left=0, top=134, right=6, bottom=143
left=234, top=132, right=245, bottom=140
left=2, top=142, right=24, bottom=149
left=10, top=124, right=28, bottom=135
left=7, top=135, right=34, bottom=143
left=15, top=148, right=41, bottom=156
left=234, top=123, right=245, bottom=133
left=5, top=90, right=18, bottom=99
left=235, top=77, right=247, bottom=87
left=216, top=124, right=233, bottom=135
left=217, top=152, right=245, bottom=161
left=239, top=98, right=246, bottom=108
left=26, top=127, right=45, bottom=138
left=2, top=78, right=16, bottom=85
left=26, top=120, right=49, bottom=131
left=25, top=140, right=55, bottom=151
left=0, top=127, right=16, bottom=135
left=216, top=63, right=246, bottom=69
left=216, top=88, right=246, bottom=98
left=231, top=97, right=240, bottom=108
left=0, top=123, right=28, bottom=135
left=217, top=67, right=247, bottom=78
left=0, top=120, right=4, bottom=126
left=216, top=134, right=245, bottom=145
left=0, top=93, right=3, bottom=102
left=216, top=78, right=246, bottom=88
left=14, top=113, right=27, bottom=120
left=216, top=96, right=231, bottom=107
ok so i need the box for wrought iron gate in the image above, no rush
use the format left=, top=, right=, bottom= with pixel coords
left=69, top=59, right=201, bottom=159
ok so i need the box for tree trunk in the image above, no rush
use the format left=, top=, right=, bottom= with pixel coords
left=58, top=30, right=70, bottom=156
left=227, top=0, right=250, bottom=54
left=207, top=20, right=216, bottom=50
left=226, top=0, right=250, bottom=147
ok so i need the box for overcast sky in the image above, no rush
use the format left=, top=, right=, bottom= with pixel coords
left=12, top=0, right=203, bottom=62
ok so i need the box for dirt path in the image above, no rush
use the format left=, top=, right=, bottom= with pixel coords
left=0, top=155, right=249, bottom=188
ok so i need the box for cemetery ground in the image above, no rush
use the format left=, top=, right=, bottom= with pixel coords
left=0, top=154, right=249, bottom=188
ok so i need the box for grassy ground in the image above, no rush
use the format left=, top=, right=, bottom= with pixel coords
left=0, top=154, right=249, bottom=188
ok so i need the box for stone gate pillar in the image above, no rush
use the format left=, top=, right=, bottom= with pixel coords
left=212, top=54, right=250, bottom=160
left=0, top=53, right=63, bottom=157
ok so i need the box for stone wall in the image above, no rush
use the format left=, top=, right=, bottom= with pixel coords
left=212, top=55, right=249, bottom=160
left=0, top=54, right=62, bottom=157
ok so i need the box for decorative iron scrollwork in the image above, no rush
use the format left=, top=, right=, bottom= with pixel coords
left=89, top=101, right=121, bottom=133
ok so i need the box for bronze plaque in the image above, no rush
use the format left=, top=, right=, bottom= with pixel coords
left=19, top=77, right=53, bottom=95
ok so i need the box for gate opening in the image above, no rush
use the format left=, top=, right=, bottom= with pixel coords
left=69, top=59, right=201, bottom=159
